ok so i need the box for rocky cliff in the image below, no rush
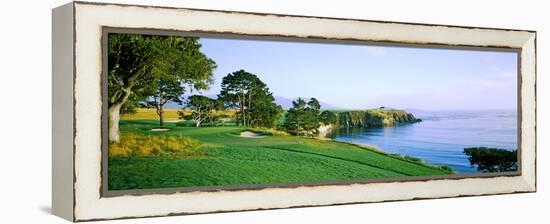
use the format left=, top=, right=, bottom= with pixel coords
left=337, top=109, right=421, bottom=128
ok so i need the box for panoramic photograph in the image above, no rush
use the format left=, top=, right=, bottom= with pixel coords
left=106, top=33, right=518, bottom=191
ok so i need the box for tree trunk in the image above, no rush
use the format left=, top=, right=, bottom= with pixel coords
left=108, top=103, right=122, bottom=143
left=158, top=89, right=164, bottom=127
left=241, top=98, right=245, bottom=127
left=159, top=108, right=164, bottom=127
left=247, top=91, right=252, bottom=127
left=108, top=84, right=133, bottom=143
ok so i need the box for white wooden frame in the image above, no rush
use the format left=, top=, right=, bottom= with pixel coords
left=52, top=1, right=536, bottom=222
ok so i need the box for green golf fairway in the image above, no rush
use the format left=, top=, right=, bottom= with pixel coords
left=108, top=120, right=452, bottom=190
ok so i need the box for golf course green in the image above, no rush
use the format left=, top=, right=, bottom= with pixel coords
left=108, top=120, right=453, bottom=190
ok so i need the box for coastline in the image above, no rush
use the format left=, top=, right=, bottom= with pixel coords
left=317, top=124, right=453, bottom=172
left=341, top=141, right=381, bottom=151
left=317, top=124, right=381, bottom=151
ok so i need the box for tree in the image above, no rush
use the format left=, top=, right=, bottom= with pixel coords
left=303, top=98, right=321, bottom=136
left=144, top=36, right=216, bottom=128
left=463, top=147, right=518, bottom=172
left=119, top=94, right=143, bottom=115
left=107, top=34, right=216, bottom=142
left=182, top=95, right=220, bottom=127
left=218, top=70, right=280, bottom=127
left=307, top=98, right=321, bottom=110
left=143, top=78, right=184, bottom=127
left=108, top=34, right=156, bottom=143
left=248, top=90, right=284, bottom=128
left=283, top=98, right=306, bottom=135
left=284, top=98, right=322, bottom=136
left=320, top=110, right=338, bottom=125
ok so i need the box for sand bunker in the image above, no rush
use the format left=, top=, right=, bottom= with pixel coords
left=151, top=128, right=170, bottom=132
left=240, top=131, right=267, bottom=138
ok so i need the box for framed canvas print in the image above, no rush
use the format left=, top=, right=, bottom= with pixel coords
left=52, top=1, right=537, bottom=222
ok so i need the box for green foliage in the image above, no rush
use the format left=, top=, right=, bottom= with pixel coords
left=247, top=87, right=284, bottom=128
left=320, top=110, right=338, bottom=125
left=180, top=95, right=221, bottom=127
left=108, top=121, right=452, bottom=190
left=143, top=36, right=216, bottom=127
left=107, top=33, right=217, bottom=139
left=120, top=94, right=143, bottom=114
left=218, top=70, right=282, bottom=128
left=147, top=78, right=185, bottom=108
left=284, top=98, right=322, bottom=136
left=108, top=34, right=157, bottom=108
left=109, top=34, right=217, bottom=108
left=143, top=78, right=185, bottom=127
left=463, top=147, right=518, bottom=172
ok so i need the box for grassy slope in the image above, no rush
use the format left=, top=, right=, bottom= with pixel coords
left=109, top=120, right=451, bottom=190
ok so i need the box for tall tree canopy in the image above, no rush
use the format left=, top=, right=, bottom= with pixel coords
left=284, top=98, right=322, bottom=136
left=107, top=33, right=216, bottom=142
left=320, top=110, right=338, bottom=125
left=463, top=147, right=518, bottom=172
left=248, top=90, right=284, bottom=128
left=218, top=70, right=281, bottom=128
left=143, top=77, right=184, bottom=127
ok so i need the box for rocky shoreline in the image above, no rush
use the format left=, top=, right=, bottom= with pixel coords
left=337, top=109, right=421, bottom=128
left=318, top=109, right=421, bottom=138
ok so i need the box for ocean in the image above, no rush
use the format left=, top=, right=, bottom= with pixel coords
left=327, top=110, right=518, bottom=173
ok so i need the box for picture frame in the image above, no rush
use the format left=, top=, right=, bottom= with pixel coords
left=52, top=1, right=536, bottom=222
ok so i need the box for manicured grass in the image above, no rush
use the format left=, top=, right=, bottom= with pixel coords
left=109, top=120, right=453, bottom=190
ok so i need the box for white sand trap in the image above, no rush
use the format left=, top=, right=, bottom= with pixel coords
left=151, top=128, right=170, bottom=132
left=240, top=131, right=267, bottom=138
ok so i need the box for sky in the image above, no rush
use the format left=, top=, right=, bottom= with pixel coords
left=196, top=37, right=517, bottom=111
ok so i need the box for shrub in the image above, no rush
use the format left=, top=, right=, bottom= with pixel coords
left=320, top=110, right=338, bottom=125
left=108, top=133, right=203, bottom=158
left=404, top=155, right=423, bottom=163
left=464, top=147, right=518, bottom=172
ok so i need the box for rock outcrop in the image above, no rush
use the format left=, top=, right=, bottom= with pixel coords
left=337, top=109, right=421, bottom=128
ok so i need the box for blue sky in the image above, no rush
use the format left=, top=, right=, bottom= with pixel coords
left=196, top=37, right=517, bottom=111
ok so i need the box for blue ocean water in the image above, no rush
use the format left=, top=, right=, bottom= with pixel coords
left=328, top=110, right=518, bottom=173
